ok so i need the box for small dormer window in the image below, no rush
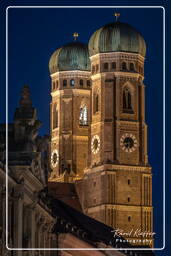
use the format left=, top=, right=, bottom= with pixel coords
left=70, top=79, right=75, bottom=86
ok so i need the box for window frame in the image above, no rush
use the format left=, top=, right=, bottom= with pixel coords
left=79, top=105, right=88, bottom=126
left=70, top=79, right=75, bottom=86
left=103, top=62, right=109, bottom=70
left=63, top=79, right=67, bottom=87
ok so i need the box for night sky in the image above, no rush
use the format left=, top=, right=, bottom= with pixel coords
left=0, top=0, right=169, bottom=255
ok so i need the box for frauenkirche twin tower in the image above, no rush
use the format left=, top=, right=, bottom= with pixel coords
left=48, top=15, right=153, bottom=246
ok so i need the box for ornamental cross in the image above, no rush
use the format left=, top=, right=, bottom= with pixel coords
left=114, top=13, right=120, bottom=21
left=73, top=32, right=79, bottom=41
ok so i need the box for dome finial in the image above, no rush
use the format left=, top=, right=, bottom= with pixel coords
left=114, top=13, right=120, bottom=21
left=73, top=32, right=79, bottom=41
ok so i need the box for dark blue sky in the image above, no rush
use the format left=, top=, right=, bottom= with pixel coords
left=0, top=0, right=169, bottom=255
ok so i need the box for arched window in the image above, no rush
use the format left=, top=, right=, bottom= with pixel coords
left=130, top=63, right=135, bottom=71
left=128, top=216, right=131, bottom=222
left=111, top=62, right=116, bottom=70
left=80, top=79, right=84, bottom=86
left=53, top=104, right=58, bottom=129
left=123, top=87, right=133, bottom=112
left=104, top=63, right=108, bottom=70
left=63, top=80, right=67, bottom=87
left=79, top=105, right=88, bottom=126
left=122, top=62, right=127, bottom=71
left=70, top=79, right=75, bottom=86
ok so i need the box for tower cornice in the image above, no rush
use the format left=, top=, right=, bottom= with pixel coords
left=84, top=164, right=152, bottom=175
left=50, top=70, right=91, bottom=79
left=90, top=52, right=145, bottom=62
left=91, top=72, right=144, bottom=80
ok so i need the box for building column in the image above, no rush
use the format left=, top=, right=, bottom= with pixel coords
left=13, top=187, right=24, bottom=256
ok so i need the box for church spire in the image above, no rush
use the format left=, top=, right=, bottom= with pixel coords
left=19, top=85, right=32, bottom=108
left=14, top=85, right=36, bottom=122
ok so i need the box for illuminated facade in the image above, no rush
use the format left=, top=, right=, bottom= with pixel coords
left=49, top=42, right=91, bottom=182
left=49, top=20, right=153, bottom=247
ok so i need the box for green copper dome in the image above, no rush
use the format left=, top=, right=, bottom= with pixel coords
left=49, top=42, right=91, bottom=74
left=89, top=22, right=146, bottom=57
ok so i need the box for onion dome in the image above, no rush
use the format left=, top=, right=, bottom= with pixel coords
left=88, top=21, right=146, bottom=57
left=49, top=42, right=91, bottom=74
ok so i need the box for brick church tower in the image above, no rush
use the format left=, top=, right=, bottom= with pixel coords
left=77, top=20, right=153, bottom=246
left=48, top=36, right=91, bottom=182
left=48, top=19, right=153, bottom=247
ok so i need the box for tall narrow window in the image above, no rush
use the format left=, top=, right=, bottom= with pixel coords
left=104, top=62, right=108, bottom=70
left=80, top=79, right=84, bottom=86
left=70, top=79, right=75, bottom=86
left=130, top=63, right=135, bottom=71
left=96, top=64, right=99, bottom=72
left=79, top=105, right=88, bottom=126
left=122, top=62, right=127, bottom=70
left=123, top=87, right=133, bottom=113
left=63, top=80, right=67, bottom=87
left=87, top=80, right=91, bottom=87
left=53, top=104, right=58, bottom=129
left=95, top=94, right=99, bottom=112
left=111, top=62, right=116, bottom=70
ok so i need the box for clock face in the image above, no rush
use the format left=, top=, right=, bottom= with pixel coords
left=120, top=133, right=138, bottom=153
left=51, top=149, right=59, bottom=167
left=91, top=135, right=100, bottom=154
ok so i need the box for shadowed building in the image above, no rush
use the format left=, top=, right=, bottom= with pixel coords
left=0, top=86, right=154, bottom=255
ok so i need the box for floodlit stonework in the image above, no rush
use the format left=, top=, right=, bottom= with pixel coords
left=1, top=18, right=155, bottom=256
left=49, top=21, right=153, bottom=247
